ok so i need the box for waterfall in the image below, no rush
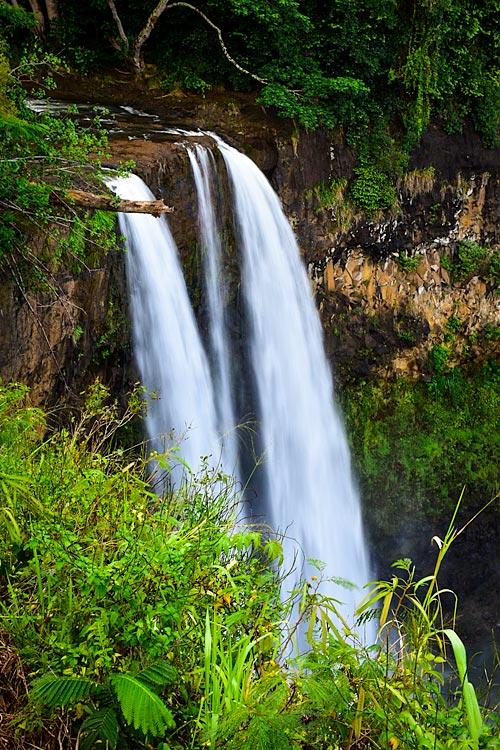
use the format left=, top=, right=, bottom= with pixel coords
left=108, top=140, right=372, bottom=637
left=186, top=146, right=238, bottom=476
left=105, top=174, right=222, bottom=485
left=216, top=139, right=372, bottom=627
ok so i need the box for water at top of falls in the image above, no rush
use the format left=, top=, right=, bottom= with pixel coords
left=186, top=147, right=238, bottom=476
left=105, top=173, right=223, bottom=485
left=216, top=138, right=373, bottom=633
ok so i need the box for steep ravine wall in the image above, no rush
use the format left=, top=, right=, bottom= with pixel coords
left=269, top=126, right=500, bottom=386
left=0, top=250, right=131, bottom=409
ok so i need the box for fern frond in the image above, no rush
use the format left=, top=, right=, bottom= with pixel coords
left=137, top=663, right=177, bottom=692
left=111, top=672, right=175, bottom=737
left=247, top=714, right=293, bottom=750
left=302, top=673, right=337, bottom=709
left=0, top=113, right=49, bottom=141
left=31, top=675, right=96, bottom=707
left=79, top=707, right=120, bottom=750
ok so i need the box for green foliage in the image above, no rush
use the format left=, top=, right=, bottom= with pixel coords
left=0, top=382, right=281, bottom=748
left=1, top=383, right=500, bottom=749
left=344, top=364, right=500, bottom=525
left=398, top=250, right=420, bottom=273
left=0, top=3, right=34, bottom=55
left=454, top=240, right=489, bottom=281
left=32, top=666, right=176, bottom=744
left=350, top=164, right=397, bottom=213
left=439, top=241, right=500, bottom=288
left=443, top=629, right=483, bottom=748
left=3, top=0, right=498, bottom=151
left=486, top=248, right=500, bottom=289
left=111, top=672, right=175, bottom=736
left=0, top=49, right=118, bottom=289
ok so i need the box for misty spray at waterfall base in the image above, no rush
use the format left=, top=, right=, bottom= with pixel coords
left=107, top=137, right=373, bottom=640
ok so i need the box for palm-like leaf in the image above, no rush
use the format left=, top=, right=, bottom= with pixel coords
left=136, top=663, right=176, bottom=692
left=32, top=675, right=96, bottom=706
left=79, top=707, right=120, bottom=750
left=111, top=672, right=175, bottom=737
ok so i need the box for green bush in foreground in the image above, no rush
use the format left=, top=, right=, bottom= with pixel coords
left=0, top=382, right=499, bottom=749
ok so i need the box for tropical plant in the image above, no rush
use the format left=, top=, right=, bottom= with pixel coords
left=31, top=664, right=176, bottom=748
left=1, top=381, right=500, bottom=748
left=0, top=47, right=118, bottom=290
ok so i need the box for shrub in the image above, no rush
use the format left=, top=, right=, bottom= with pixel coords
left=1, top=383, right=500, bottom=749
left=350, top=165, right=396, bottom=212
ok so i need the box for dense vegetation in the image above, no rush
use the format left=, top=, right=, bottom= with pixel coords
left=1, top=381, right=500, bottom=749
left=2, top=0, right=500, bottom=148
left=345, top=359, right=500, bottom=529
left=0, top=3, right=121, bottom=287
left=1, top=0, right=499, bottom=249
left=0, top=4, right=499, bottom=747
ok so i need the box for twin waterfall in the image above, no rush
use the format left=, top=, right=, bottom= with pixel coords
left=107, top=137, right=371, bottom=634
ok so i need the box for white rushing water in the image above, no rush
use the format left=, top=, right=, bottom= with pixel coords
left=187, top=147, right=239, bottom=476
left=217, top=139, right=372, bottom=630
left=106, top=174, right=222, bottom=484
left=108, top=141, right=372, bottom=638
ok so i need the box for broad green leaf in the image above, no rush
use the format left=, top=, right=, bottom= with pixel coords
left=111, top=672, right=175, bottom=737
left=79, top=707, right=119, bottom=750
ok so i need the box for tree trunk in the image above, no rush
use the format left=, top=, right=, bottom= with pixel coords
left=132, top=0, right=171, bottom=72
left=44, top=0, right=58, bottom=23
left=50, top=188, right=174, bottom=217
left=27, top=0, right=45, bottom=34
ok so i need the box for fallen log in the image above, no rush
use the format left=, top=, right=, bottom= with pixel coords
left=50, top=188, right=174, bottom=217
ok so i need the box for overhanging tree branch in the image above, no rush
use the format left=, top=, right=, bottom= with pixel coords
left=163, top=3, right=268, bottom=84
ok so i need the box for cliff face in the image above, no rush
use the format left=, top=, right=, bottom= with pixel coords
left=1, top=86, right=498, bottom=403
left=0, top=251, right=131, bottom=409
left=270, top=124, right=500, bottom=386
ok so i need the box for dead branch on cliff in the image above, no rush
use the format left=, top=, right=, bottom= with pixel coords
left=49, top=188, right=174, bottom=217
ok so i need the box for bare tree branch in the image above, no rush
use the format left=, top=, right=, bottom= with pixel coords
left=50, top=187, right=174, bottom=217
left=169, top=3, right=268, bottom=84
left=132, top=0, right=268, bottom=85
left=106, top=0, right=129, bottom=50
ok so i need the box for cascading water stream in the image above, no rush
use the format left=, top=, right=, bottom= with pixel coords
left=216, top=138, right=372, bottom=630
left=108, top=137, right=372, bottom=638
left=186, top=146, right=239, bottom=476
left=105, top=173, right=222, bottom=485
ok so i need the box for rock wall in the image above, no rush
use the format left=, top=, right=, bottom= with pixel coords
left=0, top=251, right=131, bottom=410
left=1, top=85, right=498, bottom=405
left=268, top=125, right=500, bottom=386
